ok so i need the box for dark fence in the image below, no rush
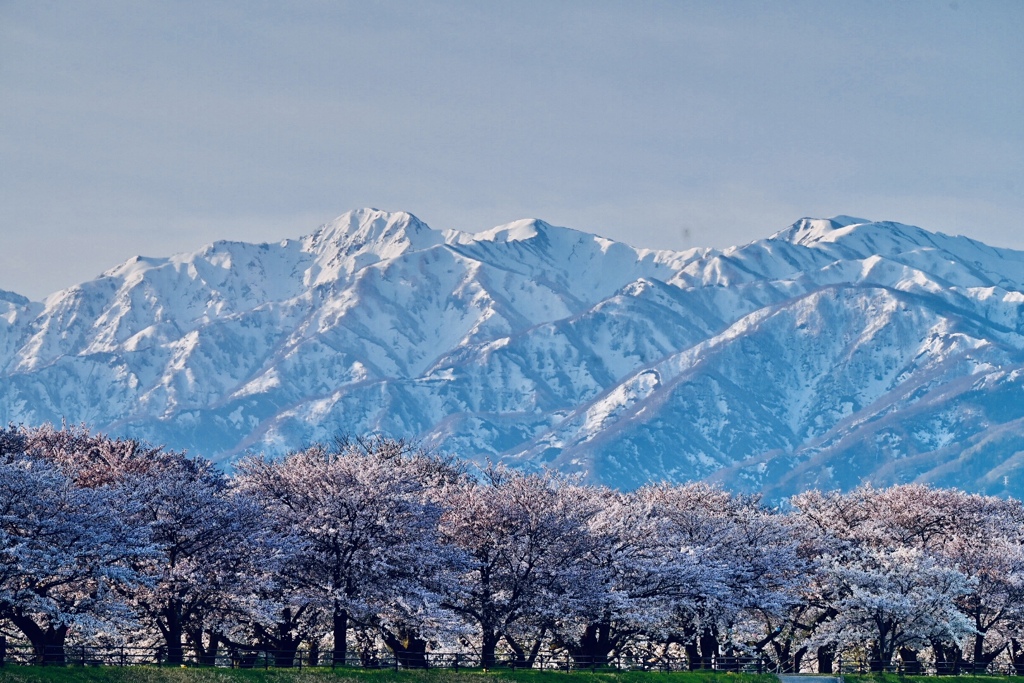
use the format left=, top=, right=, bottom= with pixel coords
left=0, top=643, right=770, bottom=672
left=1, top=642, right=1021, bottom=675
left=833, top=657, right=1024, bottom=677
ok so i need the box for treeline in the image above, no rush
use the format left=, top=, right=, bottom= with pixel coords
left=2, top=425, right=1023, bottom=673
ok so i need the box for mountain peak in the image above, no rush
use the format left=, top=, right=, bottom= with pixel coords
left=830, top=215, right=871, bottom=227
left=266, top=209, right=448, bottom=289
left=472, top=218, right=545, bottom=243
left=308, top=208, right=440, bottom=253
left=770, top=216, right=870, bottom=246
left=102, top=254, right=172, bottom=281
left=300, top=209, right=445, bottom=282
left=767, top=216, right=950, bottom=254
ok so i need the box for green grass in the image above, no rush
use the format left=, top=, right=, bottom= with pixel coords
left=0, top=667, right=777, bottom=683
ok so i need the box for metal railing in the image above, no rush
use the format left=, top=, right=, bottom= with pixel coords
left=0, top=643, right=772, bottom=672
left=834, top=657, right=1024, bottom=677
left=3, top=642, right=1019, bottom=676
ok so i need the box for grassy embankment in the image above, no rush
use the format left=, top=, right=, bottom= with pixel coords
left=0, top=667, right=776, bottom=683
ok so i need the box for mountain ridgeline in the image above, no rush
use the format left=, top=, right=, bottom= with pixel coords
left=3, top=209, right=1024, bottom=498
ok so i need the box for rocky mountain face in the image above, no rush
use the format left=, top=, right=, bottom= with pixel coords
left=3, top=209, right=1024, bottom=498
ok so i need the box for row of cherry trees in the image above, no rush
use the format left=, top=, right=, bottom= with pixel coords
left=2, top=424, right=1024, bottom=671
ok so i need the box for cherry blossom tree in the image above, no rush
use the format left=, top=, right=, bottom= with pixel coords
left=549, top=484, right=721, bottom=668
left=924, top=492, right=1024, bottom=672
left=438, top=465, right=602, bottom=668
left=817, top=547, right=973, bottom=670
left=0, top=424, right=274, bottom=665
left=0, top=429, right=146, bottom=663
left=116, top=449, right=271, bottom=665
left=792, top=485, right=980, bottom=672
left=235, top=437, right=458, bottom=667
left=628, top=483, right=801, bottom=669
left=10, top=420, right=1024, bottom=675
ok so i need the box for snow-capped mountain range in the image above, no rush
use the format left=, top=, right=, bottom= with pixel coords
left=3, top=209, right=1024, bottom=498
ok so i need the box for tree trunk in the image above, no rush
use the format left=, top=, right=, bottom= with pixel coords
left=381, top=627, right=429, bottom=669
left=684, top=641, right=700, bottom=671
left=698, top=627, right=719, bottom=670
left=1010, top=639, right=1024, bottom=675
left=252, top=608, right=305, bottom=668
left=569, top=621, right=615, bottom=669
left=817, top=645, right=835, bottom=674
left=971, top=628, right=1006, bottom=673
left=9, top=613, right=67, bottom=665
left=481, top=630, right=500, bottom=669
left=974, top=629, right=987, bottom=671
left=166, top=623, right=185, bottom=665
left=792, top=646, right=808, bottom=673
left=932, top=639, right=963, bottom=675
left=186, top=628, right=221, bottom=666
left=772, top=638, right=793, bottom=672
left=154, top=598, right=189, bottom=666
left=899, top=647, right=922, bottom=674
left=504, top=630, right=545, bottom=669
left=355, top=627, right=380, bottom=668
left=868, top=641, right=885, bottom=672
left=274, top=637, right=301, bottom=667
left=274, top=621, right=302, bottom=668
left=332, top=604, right=348, bottom=666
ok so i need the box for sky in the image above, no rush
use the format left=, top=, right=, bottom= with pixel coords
left=2, top=1, right=1022, bottom=300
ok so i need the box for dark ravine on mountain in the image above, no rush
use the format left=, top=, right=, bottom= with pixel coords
left=2, top=209, right=1024, bottom=498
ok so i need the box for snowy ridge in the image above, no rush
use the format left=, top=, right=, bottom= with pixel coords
left=3, top=209, right=1024, bottom=497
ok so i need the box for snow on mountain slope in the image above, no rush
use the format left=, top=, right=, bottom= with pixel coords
left=3, top=209, right=1024, bottom=498
left=0, top=290, right=38, bottom=374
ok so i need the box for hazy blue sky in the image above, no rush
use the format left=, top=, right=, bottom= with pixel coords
left=2, top=1, right=1022, bottom=300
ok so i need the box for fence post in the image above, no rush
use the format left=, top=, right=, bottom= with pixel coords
left=0, top=635, right=5, bottom=668
left=454, top=653, right=459, bottom=672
